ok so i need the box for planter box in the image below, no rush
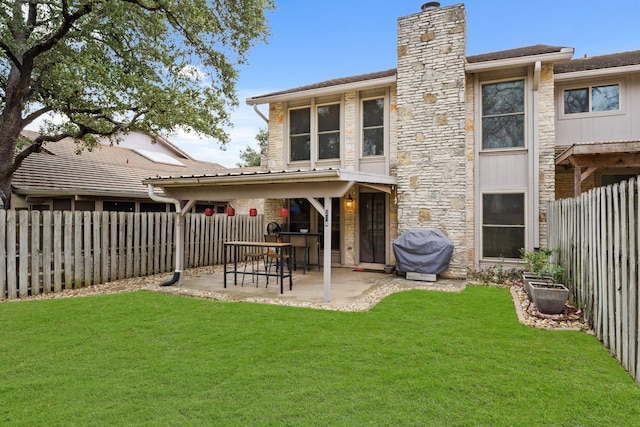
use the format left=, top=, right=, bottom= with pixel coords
left=522, top=272, right=553, bottom=299
left=529, top=281, right=569, bottom=314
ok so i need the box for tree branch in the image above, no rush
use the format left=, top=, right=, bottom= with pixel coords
left=27, top=0, right=99, bottom=60
left=5, top=132, right=69, bottom=176
left=22, top=105, right=53, bottom=127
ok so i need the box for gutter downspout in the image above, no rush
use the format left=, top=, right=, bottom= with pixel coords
left=252, top=105, right=269, bottom=124
left=147, top=185, right=183, bottom=286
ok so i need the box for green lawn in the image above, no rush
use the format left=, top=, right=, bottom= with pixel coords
left=0, top=286, right=638, bottom=426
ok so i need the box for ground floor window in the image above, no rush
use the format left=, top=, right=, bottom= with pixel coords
left=482, top=193, right=525, bottom=259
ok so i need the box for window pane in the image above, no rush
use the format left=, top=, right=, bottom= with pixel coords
left=290, top=135, right=310, bottom=161
left=290, top=107, right=310, bottom=161
left=564, top=88, right=588, bottom=114
left=318, top=104, right=340, bottom=132
left=482, top=80, right=524, bottom=115
left=482, top=193, right=524, bottom=259
left=363, top=128, right=384, bottom=156
left=483, top=193, right=524, bottom=225
left=482, top=115, right=524, bottom=149
left=482, top=226, right=524, bottom=258
left=592, top=84, right=619, bottom=111
left=290, top=108, right=310, bottom=134
left=289, top=198, right=311, bottom=232
left=363, top=98, right=384, bottom=127
left=318, top=132, right=340, bottom=159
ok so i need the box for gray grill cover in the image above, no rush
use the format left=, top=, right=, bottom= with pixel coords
left=392, top=229, right=453, bottom=274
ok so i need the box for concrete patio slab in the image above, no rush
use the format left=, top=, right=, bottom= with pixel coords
left=172, top=265, right=466, bottom=311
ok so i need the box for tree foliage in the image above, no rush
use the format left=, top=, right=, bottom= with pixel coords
left=0, top=0, right=274, bottom=208
left=237, top=127, right=267, bottom=167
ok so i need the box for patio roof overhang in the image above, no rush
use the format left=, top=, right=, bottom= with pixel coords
left=555, top=140, right=640, bottom=197
left=143, top=168, right=395, bottom=201
left=143, top=168, right=397, bottom=302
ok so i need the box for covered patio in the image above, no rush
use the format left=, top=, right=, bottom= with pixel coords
left=143, top=169, right=397, bottom=303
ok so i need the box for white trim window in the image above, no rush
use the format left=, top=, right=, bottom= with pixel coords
left=317, top=104, right=340, bottom=160
left=482, top=192, right=525, bottom=259
left=289, top=107, right=311, bottom=162
left=362, top=97, right=384, bottom=157
left=288, top=103, right=341, bottom=162
left=481, top=79, right=525, bottom=150
left=564, top=83, right=619, bottom=114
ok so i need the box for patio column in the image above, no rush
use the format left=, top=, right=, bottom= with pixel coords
left=323, top=196, right=332, bottom=303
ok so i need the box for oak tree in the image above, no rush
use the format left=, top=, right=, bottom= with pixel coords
left=0, top=0, right=274, bottom=208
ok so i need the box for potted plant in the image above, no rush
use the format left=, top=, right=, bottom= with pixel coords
left=519, top=248, right=569, bottom=314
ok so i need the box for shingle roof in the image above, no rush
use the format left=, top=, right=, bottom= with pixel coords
left=466, top=44, right=570, bottom=64
left=554, top=50, right=640, bottom=73
left=12, top=136, right=231, bottom=198
left=249, top=45, right=576, bottom=101
left=248, top=69, right=397, bottom=101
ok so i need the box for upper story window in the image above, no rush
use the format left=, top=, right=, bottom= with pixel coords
left=289, top=103, right=341, bottom=162
left=564, top=84, right=619, bottom=114
left=362, top=98, right=384, bottom=156
left=481, top=79, right=525, bottom=150
left=289, top=107, right=311, bottom=161
left=318, top=104, right=340, bottom=159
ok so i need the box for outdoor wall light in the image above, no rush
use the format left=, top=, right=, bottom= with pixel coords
left=345, top=194, right=354, bottom=210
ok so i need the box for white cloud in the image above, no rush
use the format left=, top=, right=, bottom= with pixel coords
left=169, top=88, right=270, bottom=167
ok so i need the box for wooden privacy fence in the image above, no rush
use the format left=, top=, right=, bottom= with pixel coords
left=0, top=211, right=264, bottom=300
left=548, top=178, right=640, bottom=385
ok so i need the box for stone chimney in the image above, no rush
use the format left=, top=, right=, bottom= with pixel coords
left=395, top=3, right=467, bottom=276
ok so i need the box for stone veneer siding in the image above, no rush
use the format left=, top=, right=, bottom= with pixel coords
left=396, top=4, right=467, bottom=276
left=537, top=63, right=557, bottom=249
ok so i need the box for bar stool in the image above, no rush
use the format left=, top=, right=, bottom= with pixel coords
left=290, top=235, right=310, bottom=274
left=264, top=235, right=291, bottom=286
left=241, top=247, right=267, bottom=287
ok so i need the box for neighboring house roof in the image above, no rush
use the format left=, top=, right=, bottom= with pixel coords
left=554, top=50, right=640, bottom=73
left=13, top=136, right=229, bottom=199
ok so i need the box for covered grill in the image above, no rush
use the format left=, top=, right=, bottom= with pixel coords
left=392, top=229, right=453, bottom=277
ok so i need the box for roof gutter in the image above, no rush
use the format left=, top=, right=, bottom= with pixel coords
left=147, top=184, right=184, bottom=287
left=465, top=48, right=575, bottom=73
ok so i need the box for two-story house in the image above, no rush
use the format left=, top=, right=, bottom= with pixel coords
left=244, top=2, right=570, bottom=276
left=146, top=2, right=640, bottom=284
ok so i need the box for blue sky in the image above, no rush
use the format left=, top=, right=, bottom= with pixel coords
left=165, top=0, right=640, bottom=166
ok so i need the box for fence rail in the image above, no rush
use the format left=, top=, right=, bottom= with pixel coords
left=548, top=179, right=640, bottom=385
left=0, top=211, right=263, bottom=300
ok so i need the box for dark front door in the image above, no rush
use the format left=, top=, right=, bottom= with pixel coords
left=359, top=192, right=385, bottom=263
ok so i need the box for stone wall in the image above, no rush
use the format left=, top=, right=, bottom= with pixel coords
left=537, top=63, right=557, bottom=249
left=396, top=4, right=467, bottom=276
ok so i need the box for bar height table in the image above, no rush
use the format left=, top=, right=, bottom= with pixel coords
left=223, top=241, right=292, bottom=294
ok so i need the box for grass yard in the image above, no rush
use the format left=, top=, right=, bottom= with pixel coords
left=0, top=286, right=638, bottom=426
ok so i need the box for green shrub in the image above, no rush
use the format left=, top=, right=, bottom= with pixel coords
left=519, top=248, right=565, bottom=283
left=468, top=264, right=520, bottom=286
